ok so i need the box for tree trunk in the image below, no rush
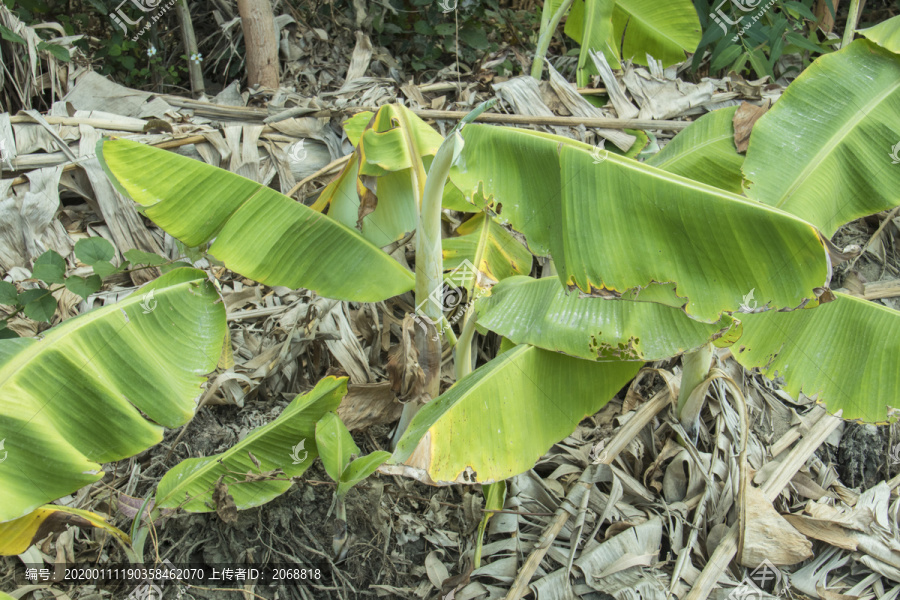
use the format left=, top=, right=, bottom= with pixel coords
left=237, top=0, right=279, bottom=89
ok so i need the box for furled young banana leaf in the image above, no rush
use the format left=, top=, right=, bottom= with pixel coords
left=155, top=377, right=346, bottom=512
left=450, top=124, right=829, bottom=323
left=645, top=106, right=744, bottom=194
left=476, top=276, right=737, bottom=361
left=314, top=105, right=444, bottom=247
left=442, top=213, right=533, bottom=287
left=743, top=40, right=900, bottom=236
left=98, top=139, right=414, bottom=302
left=559, top=0, right=701, bottom=83
left=0, top=268, right=226, bottom=522
left=732, top=293, right=900, bottom=423
left=390, top=345, right=641, bottom=484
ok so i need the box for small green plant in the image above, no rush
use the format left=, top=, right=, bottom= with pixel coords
left=691, top=0, right=835, bottom=78
left=315, top=412, right=391, bottom=557
left=0, top=237, right=191, bottom=334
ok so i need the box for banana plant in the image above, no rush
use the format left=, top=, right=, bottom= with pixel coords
left=533, top=0, right=702, bottom=84
left=97, top=37, right=900, bottom=491
left=0, top=268, right=226, bottom=525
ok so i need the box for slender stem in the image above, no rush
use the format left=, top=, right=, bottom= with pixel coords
left=455, top=213, right=491, bottom=380
left=842, top=0, right=861, bottom=48
left=531, top=0, right=575, bottom=80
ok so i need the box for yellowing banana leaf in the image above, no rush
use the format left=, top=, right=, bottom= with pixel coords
left=0, top=268, right=226, bottom=522
left=451, top=124, right=829, bottom=323
left=860, top=15, right=900, bottom=54
left=732, top=293, right=900, bottom=423
left=442, top=213, right=533, bottom=287
left=476, top=276, right=735, bottom=361
left=314, top=105, right=445, bottom=247
left=564, top=0, right=701, bottom=80
left=743, top=40, right=900, bottom=236
left=155, top=377, right=347, bottom=512
left=0, top=505, right=130, bottom=556
left=390, top=345, right=640, bottom=484
left=97, top=139, right=414, bottom=302
left=645, top=106, right=744, bottom=194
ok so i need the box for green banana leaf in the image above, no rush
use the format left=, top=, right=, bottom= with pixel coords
left=97, top=139, right=414, bottom=302
left=743, top=40, right=900, bottom=236
left=155, top=377, right=347, bottom=512
left=645, top=106, right=745, bottom=194
left=476, top=276, right=736, bottom=361
left=316, top=105, right=444, bottom=247
left=391, top=345, right=641, bottom=483
left=450, top=124, right=830, bottom=323
left=563, top=0, right=701, bottom=81
left=0, top=268, right=226, bottom=522
left=732, top=293, right=900, bottom=423
left=859, top=15, right=900, bottom=54
left=442, top=213, right=533, bottom=287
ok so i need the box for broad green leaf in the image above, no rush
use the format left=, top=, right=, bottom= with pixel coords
left=443, top=213, right=533, bottom=287
left=477, top=276, right=734, bottom=361
left=565, top=0, right=701, bottom=75
left=0, top=24, right=25, bottom=44
left=646, top=106, right=744, bottom=194
left=344, top=111, right=374, bottom=146
left=75, top=237, right=115, bottom=265
left=97, top=139, right=414, bottom=302
left=123, top=249, right=167, bottom=266
left=0, top=505, right=130, bottom=556
left=0, top=281, right=17, bottom=305
left=32, top=250, right=66, bottom=284
left=337, top=451, right=391, bottom=498
left=451, top=124, right=830, bottom=323
left=391, top=345, right=641, bottom=483
left=732, top=293, right=900, bottom=423
left=859, top=15, right=900, bottom=54
left=565, top=0, right=618, bottom=86
left=65, top=275, right=102, bottom=299
left=19, top=289, right=57, bottom=322
left=315, top=411, right=359, bottom=483
left=744, top=40, right=900, bottom=236
left=0, top=268, right=226, bottom=522
left=155, top=377, right=347, bottom=512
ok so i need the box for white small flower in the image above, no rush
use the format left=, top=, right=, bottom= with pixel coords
left=190, top=53, right=203, bottom=64
left=147, top=45, right=157, bottom=58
